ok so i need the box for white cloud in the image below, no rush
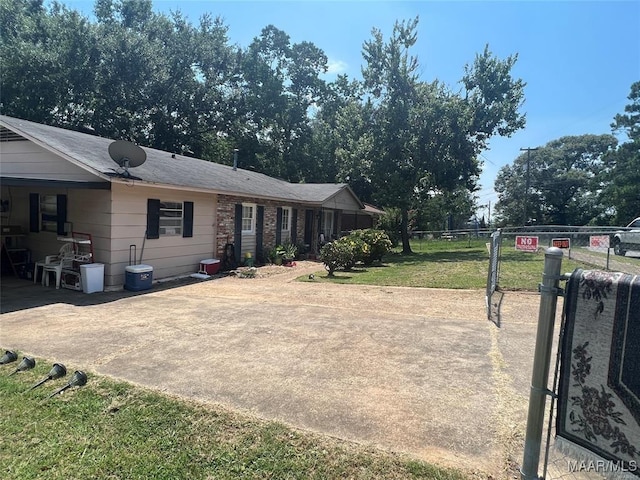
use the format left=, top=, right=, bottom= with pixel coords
left=326, top=59, right=348, bottom=75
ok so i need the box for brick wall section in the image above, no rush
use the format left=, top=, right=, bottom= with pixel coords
left=216, top=195, right=236, bottom=258
left=216, top=194, right=307, bottom=260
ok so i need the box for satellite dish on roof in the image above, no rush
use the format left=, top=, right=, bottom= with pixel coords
left=108, top=140, right=146, bottom=176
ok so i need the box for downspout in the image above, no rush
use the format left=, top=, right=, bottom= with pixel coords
left=139, top=230, right=147, bottom=264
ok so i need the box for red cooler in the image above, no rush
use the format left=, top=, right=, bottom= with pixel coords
left=199, top=259, right=220, bottom=275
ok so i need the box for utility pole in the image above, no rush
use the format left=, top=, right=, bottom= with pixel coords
left=520, top=147, right=538, bottom=226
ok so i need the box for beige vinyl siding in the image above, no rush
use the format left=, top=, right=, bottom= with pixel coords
left=67, top=189, right=112, bottom=269
left=321, top=190, right=361, bottom=211
left=0, top=140, right=104, bottom=182
left=108, top=183, right=217, bottom=287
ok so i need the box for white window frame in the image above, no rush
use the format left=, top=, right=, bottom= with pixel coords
left=281, top=207, right=291, bottom=232
left=40, top=194, right=58, bottom=232
left=242, top=203, right=256, bottom=234
left=159, top=201, right=183, bottom=236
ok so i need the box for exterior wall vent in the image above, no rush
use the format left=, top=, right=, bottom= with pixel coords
left=0, top=126, right=28, bottom=142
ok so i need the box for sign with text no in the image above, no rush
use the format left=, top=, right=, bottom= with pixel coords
left=552, top=238, right=571, bottom=249
left=515, top=235, right=539, bottom=252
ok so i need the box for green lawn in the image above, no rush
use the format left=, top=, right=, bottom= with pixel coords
left=304, top=238, right=590, bottom=291
left=0, top=362, right=466, bottom=480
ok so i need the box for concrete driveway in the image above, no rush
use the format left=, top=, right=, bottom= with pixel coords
left=0, top=263, right=548, bottom=477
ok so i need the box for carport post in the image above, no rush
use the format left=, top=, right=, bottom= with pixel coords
left=521, top=247, right=563, bottom=480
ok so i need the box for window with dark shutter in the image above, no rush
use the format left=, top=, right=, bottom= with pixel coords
left=29, top=193, right=67, bottom=234
left=29, top=193, right=39, bottom=233
left=183, top=201, right=194, bottom=238
left=291, top=208, right=298, bottom=244
left=275, top=207, right=283, bottom=246
left=56, top=195, right=67, bottom=235
left=256, top=206, right=264, bottom=262
left=147, top=199, right=160, bottom=239
left=234, top=204, right=243, bottom=263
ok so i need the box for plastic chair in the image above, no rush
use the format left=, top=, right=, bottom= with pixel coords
left=34, top=243, right=73, bottom=283
left=39, top=244, right=75, bottom=288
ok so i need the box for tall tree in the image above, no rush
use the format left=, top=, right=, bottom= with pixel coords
left=361, top=18, right=525, bottom=252
left=308, top=75, right=364, bottom=185
left=0, top=0, right=96, bottom=125
left=494, top=134, right=618, bottom=226
left=600, top=81, right=640, bottom=224
left=239, top=25, right=328, bottom=180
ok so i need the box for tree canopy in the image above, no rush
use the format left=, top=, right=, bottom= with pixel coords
left=600, top=81, right=640, bottom=224
left=494, top=134, right=618, bottom=226
left=494, top=82, right=639, bottom=227
left=359, top=19, right=526, bottom=252
left=2, top=2, right=530, bottom=246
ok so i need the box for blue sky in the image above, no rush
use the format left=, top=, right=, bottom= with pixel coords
left=59, top=0, right=639, bottom=211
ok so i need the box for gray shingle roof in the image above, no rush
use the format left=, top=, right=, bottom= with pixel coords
left=0, top=115, right=363, bottom=207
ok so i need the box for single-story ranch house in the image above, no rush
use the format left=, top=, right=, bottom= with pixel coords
left=0, top=115, right=379, bottom=289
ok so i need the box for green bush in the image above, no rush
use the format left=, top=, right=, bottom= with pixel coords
left=319, top=230, right=393, bottom=275
left=320, top=240, right=355, bottom=276
left=339, top=235, right=367, bottom=269
left=348, top=229, right=392, bottom=265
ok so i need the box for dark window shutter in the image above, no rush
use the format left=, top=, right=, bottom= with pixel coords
left=56, top=194, right=67, bottom=235
left=29, top=193, right=40, bottom=233
left=275, top=207, right=283, bottom=245
left=256, top=206, right=264, bottom=262
left=183, top=201, right=194, bottom=238
left=304, top=209, right=313, bottom=245
left=234, top=204, right=242, bottom=263
left=147, top=199, right=160, bottom=239
left=291, top=208, right=298, bottom=244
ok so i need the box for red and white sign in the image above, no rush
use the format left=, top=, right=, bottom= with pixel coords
left=590, top=235, right=610, bottom=248
left=552, top=238, right=571, bottom=249
left=515, top=235, right=539, bottom=252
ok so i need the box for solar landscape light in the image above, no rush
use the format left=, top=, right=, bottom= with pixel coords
left=48, top=370, right=87, bottom=398
left=0, top=350, right=18, bottom=365
left=9, top=356, right=35, bottom=376
left=29, top=363, right=67, bottom=391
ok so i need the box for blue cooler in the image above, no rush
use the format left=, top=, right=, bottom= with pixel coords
left=125, top=264, right=153, bottom=291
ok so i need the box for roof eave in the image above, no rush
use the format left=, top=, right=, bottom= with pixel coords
left=0, top=119, right=113, bottom=182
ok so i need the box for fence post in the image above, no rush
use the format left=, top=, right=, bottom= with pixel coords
left=521, top=247, right=564, bottom=480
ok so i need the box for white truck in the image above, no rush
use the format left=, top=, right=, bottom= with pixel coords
left=611, top=217, right=640, bottom=256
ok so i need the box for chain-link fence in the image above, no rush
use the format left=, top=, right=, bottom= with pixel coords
left=498, top=226, right=640, bottom=275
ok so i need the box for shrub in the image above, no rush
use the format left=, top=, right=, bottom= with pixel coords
left=348, top=229, right=392, bottom=265
left=320, top=230, right=393, bottom=275
left=340, top=235, right=368, bottom=269
left=320, top=240, right=355, bottom=276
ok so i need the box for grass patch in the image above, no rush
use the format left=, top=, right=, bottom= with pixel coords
left=304, top=238, right=590, bottom=291
left=0, top=359, right=467, bottom=480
